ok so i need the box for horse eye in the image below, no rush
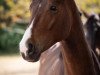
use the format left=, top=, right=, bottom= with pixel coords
left=50, top=5, right=57, bottom=11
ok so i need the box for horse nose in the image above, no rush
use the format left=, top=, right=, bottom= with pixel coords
left=27, top=43, right=35, bottom=55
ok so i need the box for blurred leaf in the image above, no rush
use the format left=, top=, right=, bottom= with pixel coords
left=75, top=0, right=100, bottom=13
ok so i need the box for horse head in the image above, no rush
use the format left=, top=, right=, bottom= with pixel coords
left=19, top=0, right=78, bottom=62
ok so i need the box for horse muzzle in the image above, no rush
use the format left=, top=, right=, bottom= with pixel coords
left=20, top=43, right=41, bottom=62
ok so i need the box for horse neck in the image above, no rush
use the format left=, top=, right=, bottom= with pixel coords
left=60, top=0, right=96, bottom=75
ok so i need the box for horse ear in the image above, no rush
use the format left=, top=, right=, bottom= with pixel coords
left=81, top=10, right=90, bottom=18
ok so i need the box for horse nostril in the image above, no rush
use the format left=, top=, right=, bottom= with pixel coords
left=28, top=43, right=33, bottom=50
left=27, top=43, right=35, bottom=55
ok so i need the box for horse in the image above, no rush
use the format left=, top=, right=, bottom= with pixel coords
left=82, top=11, right=100, bottom=61
left=19, top=0, right=99, bottom=75
left=38, top=11, right=82, bottom=75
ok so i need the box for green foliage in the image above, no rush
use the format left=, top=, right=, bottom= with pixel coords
left=0, top=24, right=25, bottom=55
left=0, top=0, right=30, bottom=27
left=0, top=0, right=29, bottom=55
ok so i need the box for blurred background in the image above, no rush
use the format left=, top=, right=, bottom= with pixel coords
left=0, top=0, right=100, bottom=75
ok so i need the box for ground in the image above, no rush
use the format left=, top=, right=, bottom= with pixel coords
left=0, top=55, right=40, bottom=75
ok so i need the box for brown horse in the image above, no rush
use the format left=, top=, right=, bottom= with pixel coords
left=19, top=0, right=99, bottom=75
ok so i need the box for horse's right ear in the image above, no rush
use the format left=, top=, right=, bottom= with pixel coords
left=82, top=10, right=90, bottom=18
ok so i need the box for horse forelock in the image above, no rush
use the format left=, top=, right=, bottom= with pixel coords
left=29, top=0, right=43, bottom=24
left=30, top=0, right=41, bottom=9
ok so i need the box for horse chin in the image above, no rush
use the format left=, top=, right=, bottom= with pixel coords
left=21, top=51, right=41, bottom=62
